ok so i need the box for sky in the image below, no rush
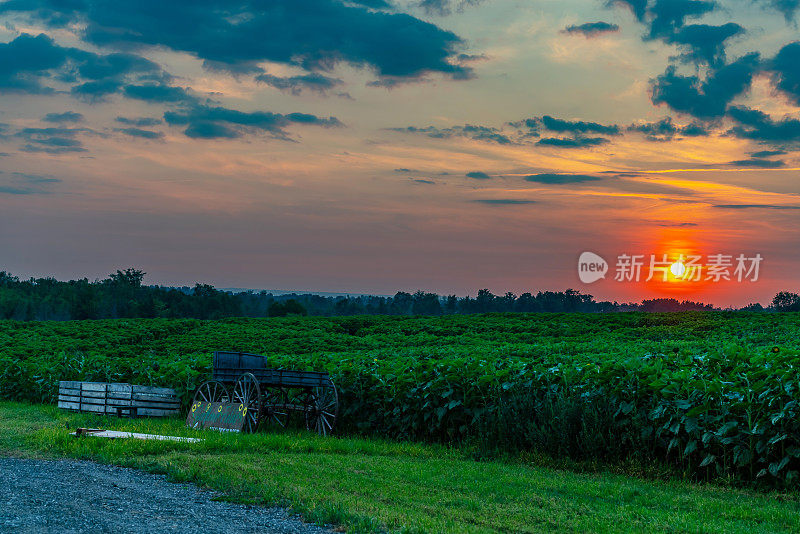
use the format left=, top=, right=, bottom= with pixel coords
left=1, top=0, right=799, bottom=307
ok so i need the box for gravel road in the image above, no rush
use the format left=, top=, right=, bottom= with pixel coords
left=0, top=458, right=335, bottom=534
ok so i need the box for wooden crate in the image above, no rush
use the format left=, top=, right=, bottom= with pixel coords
left=58, top=381, right=180, bottom=417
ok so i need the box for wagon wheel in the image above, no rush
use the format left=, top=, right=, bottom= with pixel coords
left=232, top=372, right=261, bottom=433
left=193, top=380, right=230, bottom=405
left=263, top=387, right=290, bottom=428
left=304, top=384, right=338, bottom=436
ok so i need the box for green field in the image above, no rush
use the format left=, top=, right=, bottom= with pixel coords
left=1, top=402, right=799, bottom=533
left=1, top=312, right=800, bottom=489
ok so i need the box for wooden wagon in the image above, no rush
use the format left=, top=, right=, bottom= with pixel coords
left=192, top=352, right=338, bottom=435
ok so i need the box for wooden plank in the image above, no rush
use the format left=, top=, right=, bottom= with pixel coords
left=59, top=381, right=83, bottom=389
left=104, top=398, right=133, bottom=407
left=132, top=385, right=176, bottom=396
left=79, top=382, right=110, bottom=392
left=58, top=396, right=105, bottom=406
left=58, top=401, right=81, bottom=410
left=58, top=396, right=82, bottom=403
left=59, top=389, right=81, bottom=398
left=72, top=429, right=201, bottom=443
left=132, top=392, right=178, bottom=403
left=74, top=390, right=109, bottom=399
left=106, top=383, right=133, bottom=394
left=133, top=402, right=181, bottom=411
left=105, top=393, right=133, bottom=401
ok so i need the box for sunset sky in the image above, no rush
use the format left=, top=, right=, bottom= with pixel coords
left=1, top=0, right=800, bottom=306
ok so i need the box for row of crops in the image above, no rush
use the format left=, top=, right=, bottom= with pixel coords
left=1, top=312, right=799, bottom=487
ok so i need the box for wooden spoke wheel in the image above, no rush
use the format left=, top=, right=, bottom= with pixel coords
left=233, top=372, right=262, bottom=433
left=192, top=380, right=230, bottom=405
left=304, top=385, right=338, bottom=436
left=263, top=387, right=290, bottom=428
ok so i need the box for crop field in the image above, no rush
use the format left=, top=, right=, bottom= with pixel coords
left=1, top=312, right=799, bottom=488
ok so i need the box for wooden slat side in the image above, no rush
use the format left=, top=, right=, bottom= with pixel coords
left=132, top=392, right=179, bottom=403
left=79, top=382, right=109, bottom=392
left=132, top=401, right=180, bottom=410
left=59, top=388, right=81, bottom=397
left=75, top=390, right=109, bottom=399
left=105, top=392, right=133, bottom=400
left=105, top=398, right=133, bottom=407
left=106, top=384, right=133, bottom=394
left=59, top=381, right=83, bottom=389
left=132, top=385, right=176, bottom=396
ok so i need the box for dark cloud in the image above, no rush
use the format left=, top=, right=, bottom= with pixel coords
left=536, top=137, right=609, bottom=148
left=465, top=171, right=491, bottom=179
left=714, top=203, right=800, bottom=209
left=563, top=22, right=620, bottom=37
left=541, top=115, right=620, bottom=135
left=668, top=23, right=744, bottom=66
left=506, top=118, right=540, bottom=135
left=115, top=127, right=164, bottom=139
left=0, top=33, right=69, bottom=93
left=627, top=117, right=709, bottom=140
left=256, top=73, right=344, bottom=96
left=750, top=149, right=787, bottom=157
left=680, top=121, right=709, bottom=136
left=727, top=105, right=800, bottom=143
left=0, top=170, right=61, bottom=194
left=388, top=125, right=513, bottom=144
left=116, top=116, right=162, bottom=126
left=76, top=52, right=160, bottom=81
left=628, top=117, right=677, bottom=140
left=70, top=79, right=123, bottom=102
left=607, top=0, right=648, bottom=21
left=647, top=0, right=718, bottom=40
left=412, top=178, right=435, bottom=184
left=610, top=0, right=738, bottom=69
left=728, top=158, right=786, bottom=168
left=0, top=33, right=169, bottom=101
left=3, top=0, right=471, bottom=83
left=650, top=53, right=760, bottom=119
left=163, top=105, right=342, bottom=140
left=473, top=199, right=536, bottom=204
left=394, top=168, right=416, bottom=173
left=656, top=221, right=698, bottom=227
left=525, top=173, right=602, bottom=184
left=42, top=111, right=83, bottom=123
left=16, top=126, right=89, bottom=153
left=755, top=0, right=800, bottom=21
left=769, top=42, right=800, bottom=105
left=419, top=0, right=482, bottom=16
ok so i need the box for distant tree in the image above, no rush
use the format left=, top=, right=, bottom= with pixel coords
left=268, top=301, right=287, bottom=317
left=411, top=291, right=442, bottom=315
left=283, top=299, right=308, bottom=316
left=740, top=302, right=764, bottom=312
left=771, top=291, right=800, bottom=312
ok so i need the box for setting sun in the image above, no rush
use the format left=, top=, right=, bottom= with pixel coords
left=670, top=261, right=686, bottom=278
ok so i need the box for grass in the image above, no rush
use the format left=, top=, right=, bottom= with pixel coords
left=1, top=402, right=799, bottom=533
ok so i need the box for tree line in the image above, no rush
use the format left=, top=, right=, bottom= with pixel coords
left=0, top=268, right=793, bottom=321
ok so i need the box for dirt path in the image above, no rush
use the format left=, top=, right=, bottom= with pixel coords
left=0, top=458, right=334, bottom=533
